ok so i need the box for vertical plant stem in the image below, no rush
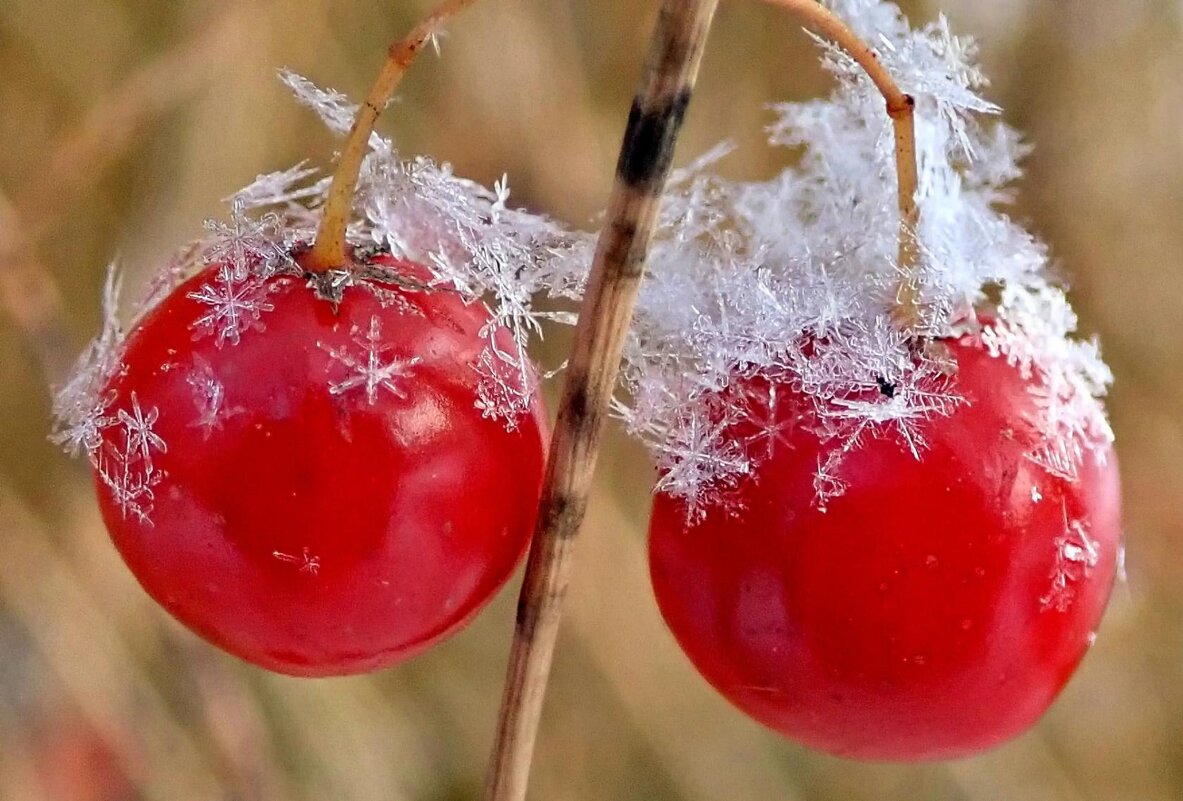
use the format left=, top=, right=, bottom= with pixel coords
left=304, top=0, right=481, bottom=273
left=481, top=2, right=720, bottom=800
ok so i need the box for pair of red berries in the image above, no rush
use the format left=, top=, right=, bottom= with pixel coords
left=83, top=239, right=1119, bottom=760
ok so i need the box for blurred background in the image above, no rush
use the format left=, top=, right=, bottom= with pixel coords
left=0, top=0, right=1180, bottom=799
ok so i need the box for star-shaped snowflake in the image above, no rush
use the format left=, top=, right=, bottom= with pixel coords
left=319, top=316, right=421, bottom=406
left=118, top=392, right=167, bottom=462
left=740, top=382, right=798, bottom=460
left=655, top=414, right=751, bottom=523
left=187, top=267, right=278, bottom=347
left=203, top=197, right=293, bottom=280
left=96, top=391, right=168, bottom=524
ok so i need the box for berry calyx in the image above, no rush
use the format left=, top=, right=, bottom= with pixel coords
left=92, top=254, right=546, bottom=675
left=648, top=323, right=1121, bottom=760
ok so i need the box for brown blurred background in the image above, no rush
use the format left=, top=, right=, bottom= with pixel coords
left=0, top=1, right=1180, bottom=799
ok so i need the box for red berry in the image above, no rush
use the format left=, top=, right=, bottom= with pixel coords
left=93, top=256, right=546, bottom=676
left=648, top=327, right=1121, bottom=760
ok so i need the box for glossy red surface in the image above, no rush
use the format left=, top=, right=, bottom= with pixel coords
left=95, top=258, right=547, bottom=676
left=648, top=332, right=1121, bottom=760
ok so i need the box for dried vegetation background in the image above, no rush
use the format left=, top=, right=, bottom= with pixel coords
left=0, top=1, right=1180, bottom=799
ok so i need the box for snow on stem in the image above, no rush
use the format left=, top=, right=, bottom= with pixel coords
left=759, top=0, right=921, bottom=325
left=303, top=0, right=482, bottom=273
left=481, top=2, right=720, bottom=800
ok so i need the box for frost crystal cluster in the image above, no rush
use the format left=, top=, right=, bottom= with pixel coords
left=51, top=66, right=581, bottom=498
left=614, top=0, right=1114, bottom=515
left=50, top=64, right=584, bottom=514
left=51, top=0, right=1115, bottom=528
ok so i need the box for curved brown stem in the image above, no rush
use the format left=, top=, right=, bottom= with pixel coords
left=481, top=2, right=720, bottom=800
left=760, top=0, right=921, bottom=324
left=303, top=0, right=481, bottom=273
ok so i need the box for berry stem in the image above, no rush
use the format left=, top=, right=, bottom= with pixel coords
left=759, top=0, right=920, bottom=325
left=303, top=0, right=479, bottom=274
left=481, top=2, right=719, bottom=800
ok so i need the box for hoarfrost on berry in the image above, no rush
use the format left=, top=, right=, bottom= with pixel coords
left=607, top=0, right=1114, bottom=513
left=52, top=66, right=579, bottom=458
left=51, top=2, right=1117, bottom=529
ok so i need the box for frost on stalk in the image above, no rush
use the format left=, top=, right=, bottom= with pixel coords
left=613, top=0, right=1114, bottom=517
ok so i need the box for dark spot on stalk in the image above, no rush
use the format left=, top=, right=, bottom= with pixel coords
left=616, top=89, right=692, bottom=189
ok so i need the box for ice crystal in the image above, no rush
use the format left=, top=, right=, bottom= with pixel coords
left=202, top=197, right=294, bottom=280
left=96, top=391, right=167, bottom=524
left=279, top=70, right=366, bottom=140
left=50, top=268, right=166, bottom=524
left=653, top=411, right=752, bottom=524
left=981, top=283, right=1114, bottom=479
left=273, top=547, right=321, bottom=576
left=50, top=265, right=125, bottom=459
left=273, top=63, right=585, bottom=427
left=187, top=355, right=239, bottom=439
left=1041, top=505, right=1100, bottom=612
left=319, top=316, right=422, bottom=406
left=117, top=393, right=166, bottom=463
left=187, top=267, right=281, bottom=348
left=610, top=0, right=1115, bottom=514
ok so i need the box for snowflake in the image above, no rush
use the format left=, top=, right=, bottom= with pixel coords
left=187, top=267, right=280, bottom=347
left=232, top=162, right=324, bottom=210
left=278, top=69, right=361, bottom=138
left=273, top=547, right=321, bottom=576
left=117, top=392, right=167, bottom=462
left=186, top=355, right=240, bottom=439
left=1041, top=506, right=1100, bottom=612
left=203, top=196, right=294, bottom=280
left=319, top=316, right=421, bottom=405
left=741, top=382, right=798, bottom=460
left=654, top=413, right=752, bottom=524
left=426, top=20, right=449, bottom=57
left=96, top=454, right=164, bottom=525
left=812, top=452, right=850, bottom=511
left=981, top=283, right=1114, bottom=481
left=822, top=373, right=962, bottom=460
left=53, top=1, right=1116, bottom=527
left=55, top=391, right=118, bottom=460
left=50, top=265, right=125, bottom=459
left=95, top=391, right=168, bottom=524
